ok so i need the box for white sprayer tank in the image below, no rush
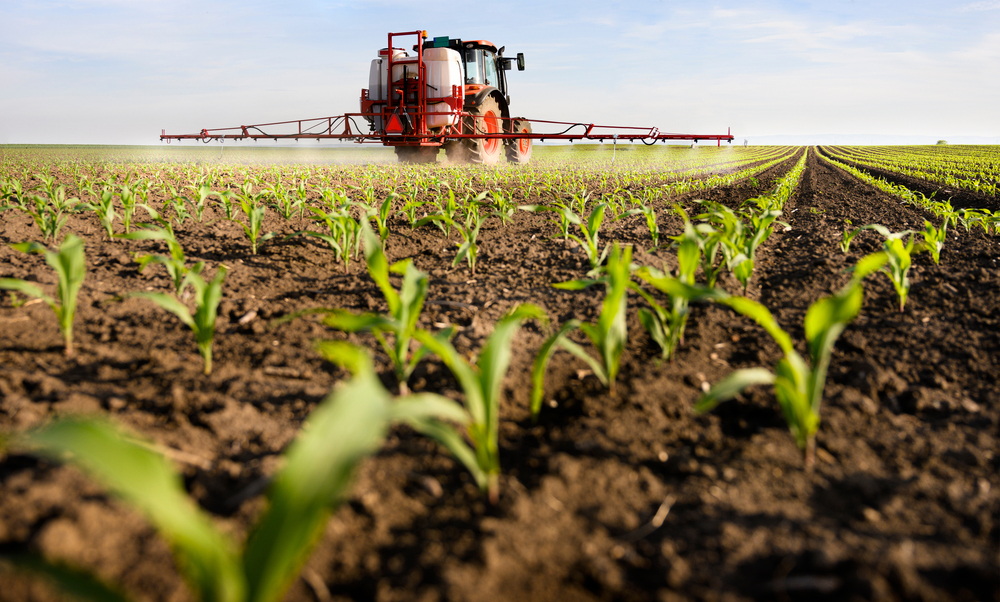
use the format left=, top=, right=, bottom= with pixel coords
left=366, top=47, right=463, bottom=131
left=422, top=47, right=464, bottom=129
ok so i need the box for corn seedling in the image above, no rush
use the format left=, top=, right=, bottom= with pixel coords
left=839, top=219, right=856, bottom=253
left=357, top=192, right=394, bottom=247
left=235, top=192, right=274, bottom=255
left=216, top=190, right=238, bottom=221
left=633, top=229, right=701, bottom=361
left=78, top=186, right=117, bottom=240
left=130, top=266, right=226, bottom=375
left=532, top=244, right=633, bottom=416
left=518, top=199, right=576, bottom=241
left=617, top=203, right=660, bottom=251
left=453, top=203, right=483, bottom=275
left=3, top=342, right=465, bottom=602
left=919, top=219, right=947, bottom=264
left=0, top=234, right=86, bottom=356
left=489, top=189, right=517, bottom=225
left=415, top=303, right=547, bottom=503
left=118, top=182, right=139, bottom=234
left=120, top=223, right=204, bottom=295
left=288, top=206, right=362, bottom=272
left=24, top=186, right=77, bottom=243
left=848, top=224, right=917, bottom=311
left=695, top=252, right=887, bottom=466
left=178, top=181, right=216, bottom=222
left=284, top=223, right=442, bottom=392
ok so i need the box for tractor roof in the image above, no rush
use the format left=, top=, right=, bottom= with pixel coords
left=463, top=40, right=497, bottom=51
left=424, top=38, right=498, bottom=53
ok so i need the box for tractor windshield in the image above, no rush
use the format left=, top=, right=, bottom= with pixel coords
left=463, top=48, right=498, bottom=87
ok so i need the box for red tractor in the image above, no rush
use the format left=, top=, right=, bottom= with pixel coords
left=159, top=30, right=733, bottom=155
left=360, top=30, right=532, bottom=165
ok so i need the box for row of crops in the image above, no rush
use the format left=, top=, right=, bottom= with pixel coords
left=0, top=144, right=995, bottom=601
left=821, top=145, right=1000, bottom=196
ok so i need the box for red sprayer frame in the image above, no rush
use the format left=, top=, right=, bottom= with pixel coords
left=160, top=30, right=734, bottom=147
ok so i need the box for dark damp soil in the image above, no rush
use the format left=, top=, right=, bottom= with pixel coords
left=1, top=148, right=998, bottom=602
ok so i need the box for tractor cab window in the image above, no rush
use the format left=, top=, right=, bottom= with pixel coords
left=463, top=48, right=499, bottom=87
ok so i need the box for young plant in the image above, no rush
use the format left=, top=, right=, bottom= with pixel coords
left=3, top=342, right=464, bottom=602
left=284, top=223, right=441, bottom=392
left=531, top=244, right=633, bottom=417
left=919, top=219, right=947, bottom=265
left=130, top=266, right=227, bottom=375
left=78, top=186, right=117, bottom=240
left=453, top=203, right=483, bottom=275
left=633, top=228, right=701, bottom=361
left=0, top=234, right=86, bottom=356
left=24, top=186, right=77, bottom=243
left=848, top=224, right=917, bottom=311
left=288, top=206, right=362, bottom=272
left=414, top=303, right=547, bottom=503
left=695, top=253, right=887, bottom=466
left=236, top=192, right=274, bottom=255
left=518, top=199, right=576, bottom=241
left=358, top=192, right=394, bottom=247
left=617, top=202, right=660, bottom=251
left=839, top=219, right=857, bottom=253
left=121, top=223, right=204, bottom=295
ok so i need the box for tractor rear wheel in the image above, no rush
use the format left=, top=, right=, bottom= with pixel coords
left=394, top=146, right=438, bottom=164
left=452, top=95, right=504, bottom=165
left=506, top=119, right=532, bottom=164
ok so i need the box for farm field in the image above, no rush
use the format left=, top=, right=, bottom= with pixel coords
left=0, top=144, right=998, bottom=602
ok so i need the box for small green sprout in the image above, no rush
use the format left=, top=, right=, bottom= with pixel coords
left=121, top=224, right=205, bottom=295
left=847, top=224, right=917, bottom=311
left=235, top=191, right=274, bottom=255
left=415, top=304, right=547, bottom=503
left=78, top=186, right=117, bottom=240
left=919, top=219, right=947, bottom=265
left=839, top=219, right=857, bottom=253
left=453, top=203, right=483, bottom=275
left=286, top=222, right=440, bottom=392
left=695, top=253, right=887, bottom=466
left=0, top=234, right=86, bottom=356
left=130, top=266, right=227, bottom=375
left=633, top=228, right=701, bottom=361
left=531, top=244, right=632, bottom=417
left=3, top=343, right=465, bottom=602
left=617, top=202, right=660, bottom=251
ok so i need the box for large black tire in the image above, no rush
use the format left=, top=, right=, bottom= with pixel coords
left=394, top=146, right=438, bottom=164
left=448, top=95, right=504, bottom=165
left=506, top=119, right=533, bottom=165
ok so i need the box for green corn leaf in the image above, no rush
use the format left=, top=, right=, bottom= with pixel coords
left=388, top=393, right=471, bottom=425
left=552, top=278, right=600, bottom=291
left=717, top=296, right=794, bottom=356
left=242, top=360, right=390, bottom=602
left=130, top=291, right=196, bottom=330
left=2, top=553, right=133, bottom=602
left=530, top=319, right=582, bottom=419
left=22, top=419, right=245, bottom=602
left=0, top=279, right=53, bottom=307
left=695, top=367, right=776, bottom=413
left=321, top=310, right=393, bottom=333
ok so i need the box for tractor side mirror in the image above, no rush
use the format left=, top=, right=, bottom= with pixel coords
left=516, top=53, right=525, bottom=71
left=501, top=58, right=512, bottom=71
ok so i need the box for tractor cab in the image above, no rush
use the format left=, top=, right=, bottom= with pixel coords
left=424, top=37, right=524, bottom=103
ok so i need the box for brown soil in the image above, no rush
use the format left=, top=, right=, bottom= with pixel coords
left=1, top=148, right=998, bottom=602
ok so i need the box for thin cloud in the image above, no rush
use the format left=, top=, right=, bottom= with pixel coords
left=958, top=1, right=1000, bottom=11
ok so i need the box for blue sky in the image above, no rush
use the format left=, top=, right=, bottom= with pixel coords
left=1, top=0, right=998, bottom=145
